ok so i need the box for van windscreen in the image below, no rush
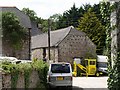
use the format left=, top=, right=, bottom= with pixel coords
left=51, top=64, right=70, bottom=73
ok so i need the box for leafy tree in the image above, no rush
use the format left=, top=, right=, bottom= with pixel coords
left=92, top=4, right=103, bottom=23
left=2, top=12, right=27, bottom=50
left=56, top=3, right=102, bottom=29
left=40, top=19, right=48, bottom=32
left=22, top=8, right=48, bottom=32
left=22, top=8, right=38, bottom=21
left=64, top=4, right=80, bottom=27
left=77, top=10, right=106, bottom=54
left=83, top=4, right=92, bottom=12
left=22, top=8, right=42, bottom=23
left=49, top=14, right=62, bottom=30
left=57, top=4, right=82, bottom=29
left=100, top=1, right=120, bottom=89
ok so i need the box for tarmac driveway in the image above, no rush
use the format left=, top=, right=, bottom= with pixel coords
left=73, top=76, right=108, bottom=90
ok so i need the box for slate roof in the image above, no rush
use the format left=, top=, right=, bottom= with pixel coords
left=31, top=26, right=74, bottom=49
left=0, top=7, right=31, bottom=28
left=31, top=21, right=43, bottom=36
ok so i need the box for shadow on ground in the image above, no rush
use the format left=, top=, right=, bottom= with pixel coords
left=47, top=86, right=83, bottom=90
left=47, top=86, right=108, bottom=90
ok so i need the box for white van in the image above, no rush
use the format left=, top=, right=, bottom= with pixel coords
left=47, top=62, right=73, bottom=88
left=97, top=55, right=108, bottom=74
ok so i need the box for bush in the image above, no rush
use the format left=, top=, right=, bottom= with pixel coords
left=1, top=59, right=49, bottom=89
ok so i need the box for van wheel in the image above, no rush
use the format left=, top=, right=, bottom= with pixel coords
left=68, top=86, right=72, bottom=90
left=96, top=72, right=100, bottom=77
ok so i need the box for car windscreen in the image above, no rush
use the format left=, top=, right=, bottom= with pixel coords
left=51, top=64, right=70, bottom=73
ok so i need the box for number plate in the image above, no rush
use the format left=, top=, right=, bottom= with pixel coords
left=57, top=77, right=63, bottom=80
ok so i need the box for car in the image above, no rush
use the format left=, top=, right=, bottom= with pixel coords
left=47, top=62, right=73, bottom=88
left=0, top=57, right=32, bottom=64
left=0, top=56, right=21, bottom=64
left=18, top=60, right=32, bottom=63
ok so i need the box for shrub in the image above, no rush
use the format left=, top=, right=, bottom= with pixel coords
left=1, top=59, right=49, bottom=89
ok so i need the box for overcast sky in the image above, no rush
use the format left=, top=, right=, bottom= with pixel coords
left=0, top=0, right=102, bottom=19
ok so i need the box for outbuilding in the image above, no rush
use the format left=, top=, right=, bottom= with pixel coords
left=31, top=26, right=96, bottom=64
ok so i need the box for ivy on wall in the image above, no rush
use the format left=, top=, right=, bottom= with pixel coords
left=2, top=59, right=48, bottom=89
left=100, top=1, right=120, bottom=89
left=2, top=12, right=27, bottom=50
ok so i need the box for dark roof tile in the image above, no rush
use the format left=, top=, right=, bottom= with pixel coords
left=0, top=7, right=31, bottom=28
left=31, top=26, right=73, bottom=49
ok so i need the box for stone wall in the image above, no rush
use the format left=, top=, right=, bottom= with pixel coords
left=2, top=29, right=30, bottom=60
left=110, top=2, right=120, bottom=67
left=111, top=11, right=118, bottom=67
left=31, top=47, right=58, bottom=62
left=31, top=48, right=43, bottom=60
left=2, top=70, right=40, bottom=89
left=58, top=28, right=96, bottom=65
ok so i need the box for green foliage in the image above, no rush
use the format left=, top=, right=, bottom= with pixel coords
left=100, top=1, right=111, bottom=42
left=40, top=19, right=48, bottom=32
left=2, top=60, right=16, bottom=73
left=77, top=9, right=106, bottom=54
left=55, top=3, right=104, bottom=30
left=1, top=61, right=19, bottom=88
left=57, top=4, right=82, bottom=29
left=108, top=50, right=120, bottom=90
left=49, top=14, right=62, bottom=30
left=21, top=4, right=104, bottom=33
left=11, top=67, right=19, bottom=89
left=2, top=12, right=27, bottom=50
left=100, top=1, right=120, bottom=89
left=22, top=8, right=49, bottom=33
left=2, top=59, right=49, bottom=89
left=22, top=8, right=39, bottom=22
left=32, top=60, right=49, bottom=88
left=18, top=63, right=32, bottom=88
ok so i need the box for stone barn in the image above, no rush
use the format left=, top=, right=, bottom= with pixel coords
left=0, top=7, right=42, bottom=60
left=0, top=7, right=31, bottom=59
left=31, top=26, right=96, bottom=64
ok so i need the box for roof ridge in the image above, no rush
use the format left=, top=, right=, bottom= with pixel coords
left=53, top=26, right=73, bottom=46
left=51, top=26, right=74, bottom=33
left=31, top=26, right=75, bottom=49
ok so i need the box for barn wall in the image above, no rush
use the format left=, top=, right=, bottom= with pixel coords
left=2, top=29, right=30, bottom=60
left=31, top=47, right=58, bottom=62
left=58, top=28, right=96, bottom=65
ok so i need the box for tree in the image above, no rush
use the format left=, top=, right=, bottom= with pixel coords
left=100, top=1, right=120, bottom=89
left=22, top=8, right=38, bottom=21
left=56, top=4, right=81, bottom=29
left=77, top=10, right=106, bottom=54
left=22, top=8, right=43, bottom=24
left=2, top=12, right=27, bottom=50
left=49, top=14, right=62, bottom=30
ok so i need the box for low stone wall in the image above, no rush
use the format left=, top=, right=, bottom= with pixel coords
left=2, top=70, right=40, bottom=89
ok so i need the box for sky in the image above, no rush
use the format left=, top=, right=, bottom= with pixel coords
left=0, top=0, right=102, bottom=19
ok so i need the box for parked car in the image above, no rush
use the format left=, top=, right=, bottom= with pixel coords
left=47, top=62, right=73, bottom=88
left=0, top=56, right=21, bottom=64
left=0, top=57, right=32, bottom=64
